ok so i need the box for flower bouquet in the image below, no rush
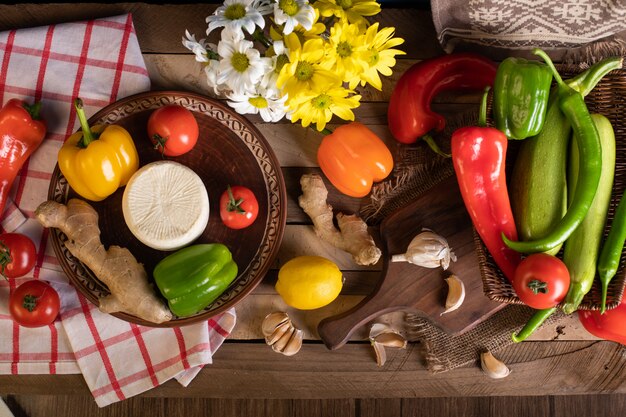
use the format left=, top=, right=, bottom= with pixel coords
left=183, top=0, right=405, bottom=132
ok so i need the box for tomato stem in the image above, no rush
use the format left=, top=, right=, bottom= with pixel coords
left=152, top=133, right=169, bottom=158
left=528, top=279, right=549, bottom=294
left=23, top=294, right=38, bottom=312
left=226, top=185, right=247, bottom=214
left=0, top=241, right=12, bottom=280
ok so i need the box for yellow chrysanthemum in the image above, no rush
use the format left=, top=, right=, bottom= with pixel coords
left=358, top=23, right=405, bottom=90
left=322, top=20, right=369, bottom=84
left=288, top=82, right=361, bottom=131
left=276, top=34, right=340, bottom=100
left=314, top=0, right=381, bottom=26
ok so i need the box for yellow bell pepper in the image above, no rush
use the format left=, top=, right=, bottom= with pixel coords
left=58, top=98, right=139, bottom=201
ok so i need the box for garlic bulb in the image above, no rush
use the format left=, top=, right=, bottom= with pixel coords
left=391, top=229, right=457, bottom=270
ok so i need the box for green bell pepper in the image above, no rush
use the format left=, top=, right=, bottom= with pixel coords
left=493, top=57, right=553, bottom=139
left=153, top=243, right=238, bottom=317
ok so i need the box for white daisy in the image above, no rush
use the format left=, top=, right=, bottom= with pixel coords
left=204, top=60, right=225, bottom=96
left=217, top=38, right=271, bottom=94
left=206, top=0, right=266, bottom=37
left=260, top=40, right=290, bottom=94
left=182, top=30, right=213, bottom=63
left=273, top=0, right=315, bottom=35
left=253, top=0, right=274, bottom=15
left=227, top=86, right=288, bottom=122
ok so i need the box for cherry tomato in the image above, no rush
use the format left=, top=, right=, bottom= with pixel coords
left=9, top=280, right=60, bottom=327
left=0, top=233, right=37, bottom=278
left=219, top=185, right=259, bottom=230
left=147, top=104, right=199, bottom=156
left=513, top=253, right=570, bottom=309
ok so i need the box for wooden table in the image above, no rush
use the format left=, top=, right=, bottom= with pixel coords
left=0, top=3, right=624, bottom=416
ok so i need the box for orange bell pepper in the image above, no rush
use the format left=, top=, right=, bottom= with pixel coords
left=317, top=122, right=393, bottom=198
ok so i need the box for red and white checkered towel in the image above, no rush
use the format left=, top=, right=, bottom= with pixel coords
left=0, top=14, right=236, bottom=408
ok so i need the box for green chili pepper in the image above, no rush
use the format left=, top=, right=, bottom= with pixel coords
left=512, top=307, right=557, bottom=343
left=153, top=243, right=238, bottom=317
left=597, top=189, right=626, bottom=314
left=510, top=56, right=623, bottom=257
left=503, top=49, right=603, bottom=254
left=493, top=57, right=553, bottom=139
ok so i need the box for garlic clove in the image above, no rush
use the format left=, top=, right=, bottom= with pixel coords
left=480, top=351, right=511, bottom=379
left=369, top=323, right=407, bottom=366
left=372, top=341, right=387, bottom=367
left=271, top=326, right=295, bottom=352
left=265, top=320, right=292, bottom=345
left=373, top=332, right=407, bottom=348
left=262, top=311, right=290, bottom=337
left=281, top=328, right=303, bottom=357
left=440, top=275, right=465, bottom=316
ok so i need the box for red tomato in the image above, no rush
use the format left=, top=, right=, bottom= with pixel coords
left=9, top=280, right=60, bottom=327
left=0, top=233, right=37, bottom=278
left=219, top=185, right=259, bottom=230
left=147, top=104, right=199, bottom=156
left=513, top=253, right=570, bottom=309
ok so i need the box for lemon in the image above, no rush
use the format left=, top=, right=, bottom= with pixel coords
left=275, top=256, right=343, bottom=310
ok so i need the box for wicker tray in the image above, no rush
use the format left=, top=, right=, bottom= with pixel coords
left=478, top=65, right=626, bottom=311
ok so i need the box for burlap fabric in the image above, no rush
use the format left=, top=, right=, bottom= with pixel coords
left=363, top=40, right=626, bottom=374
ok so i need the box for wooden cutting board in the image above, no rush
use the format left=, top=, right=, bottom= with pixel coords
left=317, top=175, right=506, bottom=350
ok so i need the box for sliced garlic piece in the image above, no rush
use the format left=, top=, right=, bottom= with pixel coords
left=369, top=322, right=407, bottom=366
left=265, top=320, right=292, bottom=345
left=373, top=332, right=407, bottom=348
left=372, top=341, right=387, bottom=367
left=440, top=275, right=465, bottom=316
left=480, top=351, right=511, bottom=379
left=262, top=311, right=304, bottom=356
left=281, top=329, right=303, bottom=357
left=261, top=312, right=290, bottom=337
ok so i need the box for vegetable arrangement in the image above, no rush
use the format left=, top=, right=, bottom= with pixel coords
left=390, top=48, right=624, bottom=344
left=445, top=49, right=625, bottom=344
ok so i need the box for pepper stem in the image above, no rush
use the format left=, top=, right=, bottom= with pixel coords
left=533, top=48, right=564, bottom=86
left=477, top=86, right=490, bottom=128
left=22, top=101, right=42, bottom=120
left=74, top=98, right=95, bottom=147
left=600, top=280, right=608, bottom=314
left=422, top=134, right=451, bottom=158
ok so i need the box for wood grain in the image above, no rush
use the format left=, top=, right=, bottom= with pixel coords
left=1, top=342, right=624, bottom=399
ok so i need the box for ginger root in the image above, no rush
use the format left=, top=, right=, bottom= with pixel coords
left=36, top=199, right=172, bottom=324
left=298, top=174, right=381, bottom=266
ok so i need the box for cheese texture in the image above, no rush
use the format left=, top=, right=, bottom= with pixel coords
left=122, top=161, right=209, bottom=251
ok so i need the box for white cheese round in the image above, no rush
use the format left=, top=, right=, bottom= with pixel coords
left=122, top=160, right=209, bottom=251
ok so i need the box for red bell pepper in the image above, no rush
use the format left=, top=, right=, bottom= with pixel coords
left=579, top=296, right=626, bottom=345
left=0, top=99, right=47, bottom=216
left=451, top=88, right=522, bottom=282
left=387, top=53, right=497, bottom=156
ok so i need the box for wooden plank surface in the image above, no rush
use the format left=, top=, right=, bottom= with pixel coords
left=0, top=341, right=624, bottom=398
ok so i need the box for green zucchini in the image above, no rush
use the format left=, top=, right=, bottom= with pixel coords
left=509, top=58, right=622, bottom=256
left=510, top=90, right=569, bottom=256
left=562, top=114, right=616, bottom=314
